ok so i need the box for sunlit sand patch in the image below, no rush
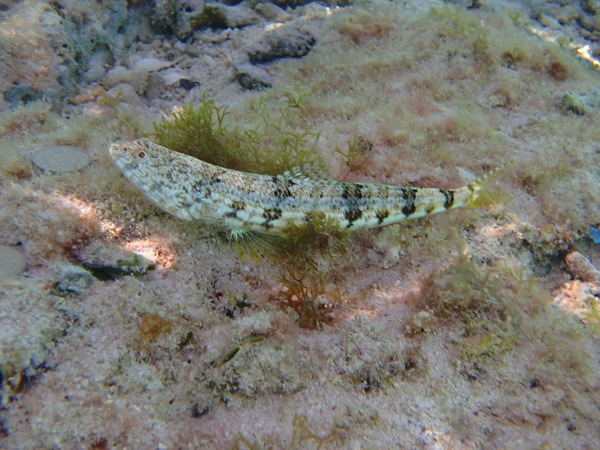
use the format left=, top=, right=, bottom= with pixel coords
left=54, top=193, right=122, bottom=237
left=124, top=238, right=176, bottom=269
left=553, top=280, right=599, bottom=323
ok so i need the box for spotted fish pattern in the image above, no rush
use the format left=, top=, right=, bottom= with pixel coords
left=109, top=139, right=490, bottom=237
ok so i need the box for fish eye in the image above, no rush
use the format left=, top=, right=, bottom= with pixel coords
left=137, top=151, right=146, bottom=159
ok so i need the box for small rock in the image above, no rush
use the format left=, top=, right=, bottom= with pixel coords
left=32, top=146, right=91, bottom=173
left=254, top=2, right=292, bottom=22
left=577, top=13, right=600, bottom=32
left=538, top=13, right=562, bottom=29
left=406, top=311, right=435, bottom=335
left=179, top=79, right=200, bottom=90
left=171, top=0, right=206, bottom=40
left=247, top=26, right=315, bottom=63
left=382, top=246, right=401, bottom=269
left=3, top=85, right=45, bottom=107
left=196, top=2, right=261, bottom=29
left=104, top=65, right=129, bottom=87
left=561, top=93, right=586, bottom=115
left=132, top=57, right=178, bottom=73
left=0, top=245, right=26, bottom=280
left=581, top=0, right=600, bottom=16
left=50, top=263, right=96, bottom=297
left=104, top=58, right=180, bottom=91
left=161, top=71, right=186, bottom=86
left=565, top=251, right=600, bottom=285
left=554, top=5, right=579, bottom=25
left=83, top=47, right=115, bottom=83
left=105, top=83, right=141, bottom=105
left=145, top=73, right=164, bottom=100
left=234, top=63, right=273, bottom=90
left=77, top=241, right=155, bottom=280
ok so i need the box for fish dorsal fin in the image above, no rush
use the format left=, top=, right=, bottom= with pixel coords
left=281, top=163, right=330, bottom=181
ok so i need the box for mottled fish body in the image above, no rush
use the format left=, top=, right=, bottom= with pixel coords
left=109, top=139, right=489, bottom=236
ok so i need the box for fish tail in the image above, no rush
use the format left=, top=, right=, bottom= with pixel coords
left=467, top=160, right=514, bottom=207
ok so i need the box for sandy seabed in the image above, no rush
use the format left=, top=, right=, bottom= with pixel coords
left=1, top=0, right=599, bottom=448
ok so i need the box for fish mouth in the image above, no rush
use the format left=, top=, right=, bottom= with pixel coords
left=108, top=143, right=129, bottom=161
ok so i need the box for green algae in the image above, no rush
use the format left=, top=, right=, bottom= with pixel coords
left=150, top=92, right=321, bottom=176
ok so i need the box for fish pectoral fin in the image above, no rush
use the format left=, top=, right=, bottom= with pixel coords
left=228, top=229, right=285, bottom=261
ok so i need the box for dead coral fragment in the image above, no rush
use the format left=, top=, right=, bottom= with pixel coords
left=210, top=336, right=264, bottom=368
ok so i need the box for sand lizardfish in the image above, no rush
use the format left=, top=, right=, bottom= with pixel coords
left=109, top=138, right=501, bottom=237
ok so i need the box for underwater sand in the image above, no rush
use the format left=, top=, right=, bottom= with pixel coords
left=1, top=0, right=599, bottom=448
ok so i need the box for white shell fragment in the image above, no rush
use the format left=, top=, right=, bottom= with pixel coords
left=32, top=146, right=90, bottom=172
left=0, top=245, right=26, bottom=279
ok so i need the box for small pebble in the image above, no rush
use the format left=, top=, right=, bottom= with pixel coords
left=77, top=241, right=155, bottom=280
left=50, top=263, right=96, bottom=297
left=0, top=245, right=26, bottom=279
left=565, top=251, right=600, bottom=284
left=561, top=93, right=586, bottom=115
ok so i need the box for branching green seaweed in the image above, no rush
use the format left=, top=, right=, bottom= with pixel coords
left=278, top=266, right=333, bottom=330
left=282, top=82, right=317, bottom=110
left=415, top=229, right=551, bottom=378
left=150, top=95, right=238, bottom=169
left=583, top=299, right=600, bottom=335
left=233, top=413, right=340, bottom=449
left=272, top=212, right=353, bottom=329
left=151, top=92, right=322, bottom=175
left=334, top=135, right=373, bottom=172
left=291, top=414, right=340, bottom=449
